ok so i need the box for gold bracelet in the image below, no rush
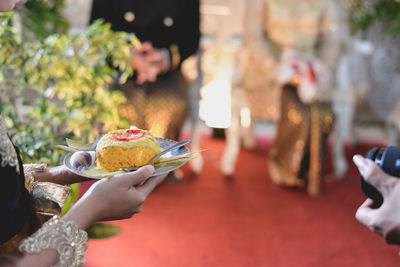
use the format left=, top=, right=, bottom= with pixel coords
left=19, top=215, right=88, bottom=267
left=23, top=163, right=46, bottom=192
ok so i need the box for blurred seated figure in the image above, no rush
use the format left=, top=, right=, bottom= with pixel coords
left=268, top=47, right=335, bottom=195
left=222, top=0, right=342, bottom=196
left=90, top=0, right=200, bottom=141
left=266, top=0, right=343, bottom=197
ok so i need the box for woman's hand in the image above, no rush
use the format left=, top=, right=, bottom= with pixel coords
left=63, top=165, right=168, bottom=229
left=12, top=166, right=167, bottom=267
left=353, top=155, right=400, bottom=245
left=34, top=165, right=91, bottom=185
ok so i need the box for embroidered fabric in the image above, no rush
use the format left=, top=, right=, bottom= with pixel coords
left=23, top=163, right=47, bottom=192
left=277, top=48, right=332, bottom=104
left=0, top=115, right=20, bottom=174
left=19, top=216, right=88, bottom=267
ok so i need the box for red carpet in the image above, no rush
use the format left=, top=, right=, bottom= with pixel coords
left=82, top=136, right=400, bottom=267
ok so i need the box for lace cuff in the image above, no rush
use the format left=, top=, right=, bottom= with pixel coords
left=19, top=216, right=88, bottom=267
left=23, top=163, right=46, bottom=192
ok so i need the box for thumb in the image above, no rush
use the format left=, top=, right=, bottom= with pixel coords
left=355, top=198, right=376, bottom=228
left=353, top=155, right=398, bottom=197
left=116, top=165, right=155, bottom=187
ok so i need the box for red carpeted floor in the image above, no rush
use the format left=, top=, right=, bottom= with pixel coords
left=82, top=136, right=400, bottom=267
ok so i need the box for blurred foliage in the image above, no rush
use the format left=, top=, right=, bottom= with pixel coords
left=86, top=223, right=122, bottom=239
left=15, top=0, right=69, bottom=40
left=1, top=3, right=130, bottom=239
left=0, top=11, right=139, bottom=165
left=348, top=0, right=400, bottom=34
left=61, top=183, right=80, bottom=216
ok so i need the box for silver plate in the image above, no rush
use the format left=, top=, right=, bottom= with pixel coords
left=64, top=138, right=190, bottom=179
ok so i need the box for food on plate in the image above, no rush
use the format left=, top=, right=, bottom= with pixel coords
left=96, top=128, right=161, bottom=171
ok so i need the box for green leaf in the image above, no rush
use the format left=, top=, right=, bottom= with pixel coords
left=34, top=140, right=48, bottom=149
left=349, top=0, right=400, bottom=35
left=40, top=155, right=52, bottom=164
left=62, top=183, right=80, bottom=216
left=4, top=116, right=14, bottom=128
left=56, top=144, right=78, bottom=153
left=86, top=223, right=121, bottom=239
left=66, top=138, right=91, bottom=150
left=119, top=71, right=130, bottom=84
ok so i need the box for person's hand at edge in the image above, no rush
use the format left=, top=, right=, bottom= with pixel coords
left=353, top=155, right=400, bottom=245
left=32, top=165, right=90, bottom=185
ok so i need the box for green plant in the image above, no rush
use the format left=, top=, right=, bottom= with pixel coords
left=0, top=10, right=141, bottom=239
left=1, top=12, right=139, bottom=164
left=348, top=0, right=400, bottom=34
left=15, top=0, right=69, bottom=40
left=86, top=223, right=122, bottom=239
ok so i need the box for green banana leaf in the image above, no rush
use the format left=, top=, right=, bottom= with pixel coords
left=66, top=138, right=91, bottom=150
left=59, top=139, right=84, bottom=216
left=87, top=223, right=122, bottom=239
left=62, top=183, right=80, bottom=216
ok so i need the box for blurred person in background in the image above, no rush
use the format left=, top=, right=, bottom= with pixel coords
left=90, top=0, right=200, bottom=142
left=243, top=0, right=343, bottom=196
left=90, top=0, right=200, bottom=182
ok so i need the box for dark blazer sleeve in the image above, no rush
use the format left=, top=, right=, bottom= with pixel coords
left=0, top=147, right=29, bottom=244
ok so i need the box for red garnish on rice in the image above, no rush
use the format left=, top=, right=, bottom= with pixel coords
left=114, top=129, right=145, bottom=141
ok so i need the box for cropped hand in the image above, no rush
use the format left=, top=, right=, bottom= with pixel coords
left=130, top=42, right=170, bottom=84
left=33, top=165, right=91, bottom=185
left=143, top=47, right=170, bottom=74
left=353, top=155, right=400, bottom=245
left=63, top=166, right=168, bottom=229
